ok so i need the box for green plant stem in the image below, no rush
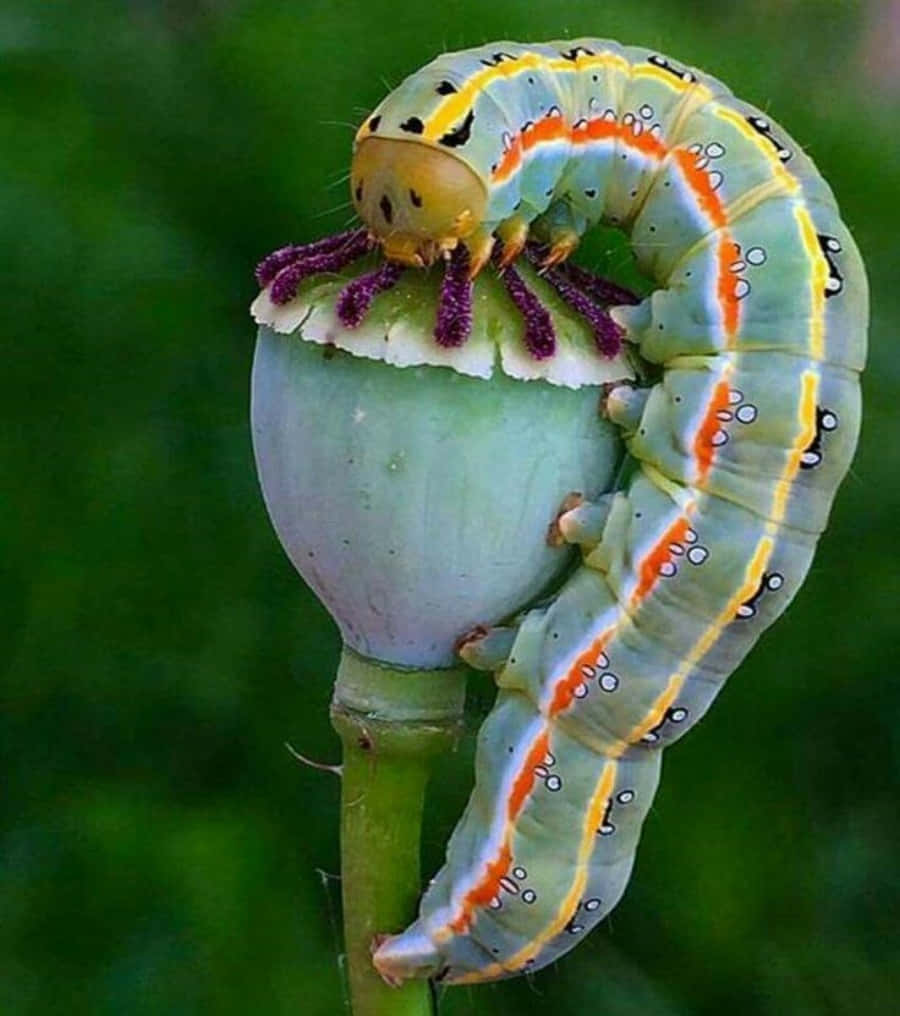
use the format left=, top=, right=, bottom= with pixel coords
left=330, top=647, right=468, bottom=1016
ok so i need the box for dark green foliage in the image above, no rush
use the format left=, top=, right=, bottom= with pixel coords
left=2, top=2, right=897, bottom=1013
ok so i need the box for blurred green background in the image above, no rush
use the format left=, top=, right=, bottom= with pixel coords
left=3, top=1, right=898, bottom=1013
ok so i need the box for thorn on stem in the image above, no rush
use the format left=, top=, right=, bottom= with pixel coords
left=285, top=741, right=343, bottom=776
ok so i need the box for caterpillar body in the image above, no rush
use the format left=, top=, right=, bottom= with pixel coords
left=345, top=40, right=867, bottom=985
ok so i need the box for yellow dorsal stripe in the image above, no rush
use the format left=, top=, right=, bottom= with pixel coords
left=770, top=371, right=818, bottom=524
left=425, top=53, right=543, bottom=141
left=619, top=674, right=682, bottom=749
left=424, top=50, right=631, bottom=141
left=715, top=105, right=797, bottom=193
left=453, top=762, right=617, bottom=983
left=794, top=205, right=827, bottom=361
left=608, top=534, right=773, bottom=765
left=425, top=52, right=711, bottom=144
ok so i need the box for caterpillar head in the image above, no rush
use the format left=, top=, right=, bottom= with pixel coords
left=351, top=137, right=487, bottom=267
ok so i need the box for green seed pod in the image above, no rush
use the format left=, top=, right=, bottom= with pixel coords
left=251, top=260, right=631, bottom=669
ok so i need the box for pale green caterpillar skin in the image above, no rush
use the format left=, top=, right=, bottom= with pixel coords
left=363, top=40, right=868, bottom=985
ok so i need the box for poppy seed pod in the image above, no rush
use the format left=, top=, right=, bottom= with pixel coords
left=250, top=254, right=632, bottom=669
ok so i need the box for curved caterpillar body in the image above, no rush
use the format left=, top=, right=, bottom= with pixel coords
left=352, top=40, right=868, bottom=985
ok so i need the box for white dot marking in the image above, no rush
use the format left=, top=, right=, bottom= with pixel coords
left=600, top=673, right=619, bottom=692
left=687, top=545, right=709, bottom=565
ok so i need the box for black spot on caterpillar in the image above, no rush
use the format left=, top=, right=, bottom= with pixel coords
left=818, top=234, right=845, bottom=297
left=438, top=109, right=475, bottom=148
left=480, top=51, right=517, bottom=67
left=561, top=45, right=595, bottom=61
left=647, top=52, right=696, bottom=82
left=801, top=406, right=840, bottom=469
left=745, top=114, right=793, bottom=163
left=736, top=572, right=785, bottom=619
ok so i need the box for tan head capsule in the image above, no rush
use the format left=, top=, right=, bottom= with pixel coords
left=351, top=137, right=487, bottom=266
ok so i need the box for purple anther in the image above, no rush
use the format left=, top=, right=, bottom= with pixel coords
left=434, top=246, right=473, bottom=347
left=255, top=228, right=370, bottom=287
left=499, top=262, right=557, bottom=360
left=336, top=260, right=405, bottom=328
left=541, top=265, right=623, bottom=357
left=559, top=259, right=640, bottom=308
left=269, top=229, right=373, bottom=305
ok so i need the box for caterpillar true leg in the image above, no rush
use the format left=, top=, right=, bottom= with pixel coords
left=464, top=229, right=496, bottom=278
left=495, top=217, right=531, bottom=267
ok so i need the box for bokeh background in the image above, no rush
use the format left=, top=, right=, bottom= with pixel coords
left=3, top=1, right=899, bottom=1013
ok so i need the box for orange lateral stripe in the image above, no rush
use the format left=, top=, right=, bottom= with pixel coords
left=446, top=728, right=549, bottom=934
left=672, top=149, right=741, bottom=334
left=549, top=633, right=613, bottom=714
left=492, top=116, right=569, bottom=184
left=694, top=378, right=732, bottom=483
left=522, top=115, right=567, bottom=151
left=672, top=147, right=726, bottom=228
left=717, top=236, right=740, bottom=338
left=448, top=843, right=512, bottom=934
left=584, top=117, right=619, bottom=145
left=491, top=114, right=665, bottom=185
left=508, top=731, right=550, bottom=820
left=621, top=125, right=667, bottom=160
left=493, top=136, right=522, bottom=181
left=632, top=516, right=691, bottom=605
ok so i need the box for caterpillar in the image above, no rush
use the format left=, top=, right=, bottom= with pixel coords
left=319, top=39, right=869, bottom=986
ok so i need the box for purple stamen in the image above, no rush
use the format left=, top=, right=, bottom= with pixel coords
left=269, top=230, right=373, bottom=305
left=558, top=258, right=640, bottom=308
left=535, top=261, right=623, bottom=358
left=434, top=246, right=473, bottom=347
left=255, top=228, right=369, bottom=287
left=336, top=260, right=405, bottom=327
left=498, top=260, right=557, bottom=360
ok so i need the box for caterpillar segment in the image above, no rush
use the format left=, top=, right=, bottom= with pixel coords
left=347, top=39, right=867, bottom=985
